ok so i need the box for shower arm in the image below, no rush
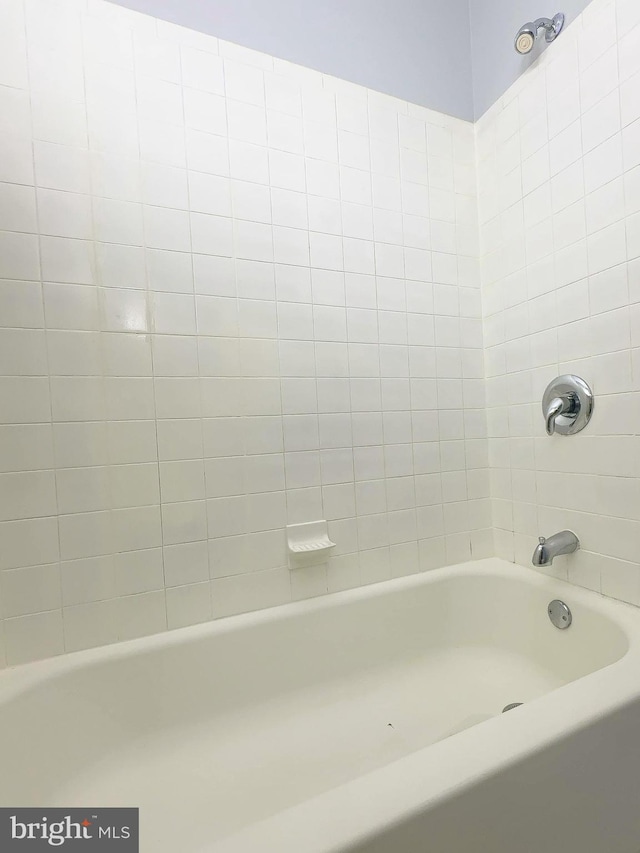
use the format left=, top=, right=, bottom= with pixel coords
left=532, top=15, right=565, bottom=43
left=532, top=17, right=555, bottom=35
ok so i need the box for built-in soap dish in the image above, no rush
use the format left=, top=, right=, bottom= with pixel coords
left=286, top=521, right=336, bottom=561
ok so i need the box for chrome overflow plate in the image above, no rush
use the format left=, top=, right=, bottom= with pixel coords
left=548, top=599, right=572, bottom=629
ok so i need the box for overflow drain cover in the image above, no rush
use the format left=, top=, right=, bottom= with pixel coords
left=548, top=599, right=572, bottom=629
left=502, top=702, right=523, bottom=713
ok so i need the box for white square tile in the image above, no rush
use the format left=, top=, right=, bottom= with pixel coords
left=230, top=140, right=269, bottom=184
left=144, top=206, right=191, bottom=252
left=227, top=100, right=267, bottom=146
left=189, top=172, right=232, bottom=216
left=182, top=47, right=225, bottom=94
left=269, top=149, right=306, bottom=191
left=186, top=129, right=230, bottom=176
left=4, top=610, right=64, bottom=666
left=32, top=92, right=87, bottom=148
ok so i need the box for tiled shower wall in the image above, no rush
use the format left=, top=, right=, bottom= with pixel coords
left=478, top=0, right=640, bottom=604
left=0, top=0, right=488, bottom=665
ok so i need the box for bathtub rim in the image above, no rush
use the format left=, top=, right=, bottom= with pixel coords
left=0, top=557, right=637, bottom=701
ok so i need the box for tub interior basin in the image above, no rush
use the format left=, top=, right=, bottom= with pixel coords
left=0, top=561, right=629, bottom=851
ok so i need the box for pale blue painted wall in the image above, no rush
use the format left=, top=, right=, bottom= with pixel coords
left=109, top=0, right=597, bottom=120
left=108, top=0, right=475, bottom=120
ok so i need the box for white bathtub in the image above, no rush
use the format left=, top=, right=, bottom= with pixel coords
left=2, top=557, right=640, bottom=852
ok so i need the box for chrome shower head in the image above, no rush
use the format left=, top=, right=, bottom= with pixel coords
left=515, top=13, right=565, bottom=55
left=515, top=24, right=536, bottom=55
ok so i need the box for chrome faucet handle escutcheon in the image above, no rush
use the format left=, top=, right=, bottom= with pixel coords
left=542, top=375, right=593, bottom=437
